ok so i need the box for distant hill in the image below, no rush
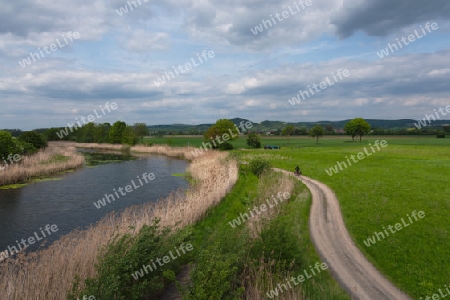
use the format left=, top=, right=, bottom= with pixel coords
left=3, top=118, right=449, bottom=135
left=147, top=118, right=450, bottom=132
left=147, top=118, right=254, bottom=134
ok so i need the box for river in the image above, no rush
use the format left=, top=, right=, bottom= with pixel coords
left=0, top=150, right=189, bottom=253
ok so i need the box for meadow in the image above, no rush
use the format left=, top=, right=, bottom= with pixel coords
left=231, top=135, right=449, bottom=299
left=145, top=135, right=449, bottom=298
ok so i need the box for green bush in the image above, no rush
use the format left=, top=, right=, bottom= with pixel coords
left=20, top=142, right=38, bottom=155
left=249, top=158, right=272, bottom=177
left=219, top=142, right=234, bottom=151
left=246, top=133, right=261, bottom=148
left=69, top=219, right=192, bottom=300
left=183, top=240, right=245, bottom=300
left=18, top=131, right=47, bottom=150
left=0, top=131, right=20, bottom=159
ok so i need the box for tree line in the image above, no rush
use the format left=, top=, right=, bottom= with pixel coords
left=44, top=121, right=149, bottom=145
left=0, top=130, right=48, bottom=160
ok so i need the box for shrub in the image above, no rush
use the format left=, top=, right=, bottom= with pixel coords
left=69, top=219, right=192, bottom=300
left=219, top=142, right=234, bottom=150
left=247, top=133, right=261, bottom=148
left=20, top=141, right=38, bottom=155
left=0, top=131, right=20, bottom=159
left=18, top=131, right=47, bottom=150
left=249, top=158, right=271, bottom=177
left=437, top=134, right=445, bottom=138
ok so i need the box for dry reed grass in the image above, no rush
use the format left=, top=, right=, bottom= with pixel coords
left=0, top=143, right=85, bottom=186
left=242, top=171, right=307, bottom=299
left=0, top=144, right=237, bottom=300
left=243, top=256, right=303, bottom=300
left=246, top=171, right=295, bottom=238
left=61, top=142, right=124, bottom=151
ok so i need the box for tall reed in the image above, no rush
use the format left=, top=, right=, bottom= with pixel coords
left=0, top=144, right=237, bottom=300
left=0, top=143, right=84, bottom=186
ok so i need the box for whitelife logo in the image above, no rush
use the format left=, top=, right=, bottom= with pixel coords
left=228, top=192, right=291, bottom=228
left=250, top=0, right=312, bottom=35
left=363, top=210, right=425, bottom=247
left=131, top=243, right=194, bottom=280
left=153, top=50, right=215, bottom=87
left=266, top=262, right=328, bottom=298
left=18, top=31, right=81, bottom=67
left=325, top=140, right=388, bottom=176
left=414, top=105, right=450, bottom=129
left=288, top=69, right=350, bottom=105
left=0, top=224, right=59, bottom=263
left=93, top=172, right=155, bottom=209
left=190, top=121, right=253, bottom=157
left=376, top=22, right=439, bottom=59
left=56, top=102, right=118, bottom=139
left=0, top=153, right=21, bottom=171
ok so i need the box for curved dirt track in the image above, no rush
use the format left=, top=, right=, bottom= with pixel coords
left=274, top=169, right=411, bottom=300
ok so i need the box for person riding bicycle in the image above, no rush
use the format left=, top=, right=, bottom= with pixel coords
left=295, top=165, right=301, bottom=175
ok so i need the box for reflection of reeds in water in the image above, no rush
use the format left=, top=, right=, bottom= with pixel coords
left=0, top=144, right=238, bottom=300
left=0, top=143, right=85, bottom=186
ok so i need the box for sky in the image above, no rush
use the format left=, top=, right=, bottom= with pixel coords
left=1, top=0, right=450, bottom=130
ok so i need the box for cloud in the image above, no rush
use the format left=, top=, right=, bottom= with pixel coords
left=0, top=0, right=110, bottom=39
left=121, top=30, right=171, bottom=52
left=1, top=0, right=450, bottom=129
left=332, top=0, right=450, bottom=38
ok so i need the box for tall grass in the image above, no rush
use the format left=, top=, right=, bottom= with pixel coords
left=0, top=143, right=84, bottom=186
left=184, top=166, right=348, bottom=299
left=0, top=145, right=238, bottom=300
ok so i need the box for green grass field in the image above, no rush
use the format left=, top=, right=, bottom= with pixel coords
left=145, top=134, right=450, bottom=149
left=237, top=136, right=450, bottom=299
left=149, top=135, right=450, bottom=299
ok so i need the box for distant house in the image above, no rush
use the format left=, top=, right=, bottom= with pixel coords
left=263, top=130, right=277, bottom=135
left=334, top=129, right=345, bottom=134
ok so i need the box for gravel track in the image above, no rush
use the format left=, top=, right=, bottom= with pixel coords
left=273, top=168, right=412, bottom=300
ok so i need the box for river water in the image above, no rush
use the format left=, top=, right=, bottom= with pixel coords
left=0, top=150, right=189, bottom=253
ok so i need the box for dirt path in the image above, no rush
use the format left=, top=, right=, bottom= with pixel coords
left=273, top=168, right=411, bottom=300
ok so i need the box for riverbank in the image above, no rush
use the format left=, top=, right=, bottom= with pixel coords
left=0, top=143, right=85, bottom=187
left=62, top=141, right=202, bottom=161
left=0, top=145, right=238, bottom=299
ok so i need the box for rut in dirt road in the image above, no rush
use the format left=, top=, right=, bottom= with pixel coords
left=273, top=168, right=412, bottom=300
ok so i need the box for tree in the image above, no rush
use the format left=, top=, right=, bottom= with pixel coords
left=109, top=121, right=127, bottom=144
left=0, top=131, right=20, bottom=159
left=76, top=122, right=95, bottom=143
left=18, top=131, right=47, bottom=150
left=282, top=125, right=295, bottom=145
left=345, top=118, right=371, bottom=142
left=247, top=133, right=261, bottom=148
left=44, top=128, right=62, bottom=141
left=121, top=126, right=137, bottom=145
left=325, top=124, right=334, bottom=134
left=94, top=123, right=111, bottom=143
left=309, top=125, right=324, bottom=143
left=345, top=121, right=357, bottom=141
left=204, top=119, right=238, bottom=149
left=133, top=123, right=149, bottom=143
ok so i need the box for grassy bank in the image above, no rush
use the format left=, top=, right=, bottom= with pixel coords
left=0, top=143, right=85, bottom=187
left=69, top=161, right=348, bottom=299
left=236, top=136, right=450, bottom=299
left=184, top=164, right=348, bottom=299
